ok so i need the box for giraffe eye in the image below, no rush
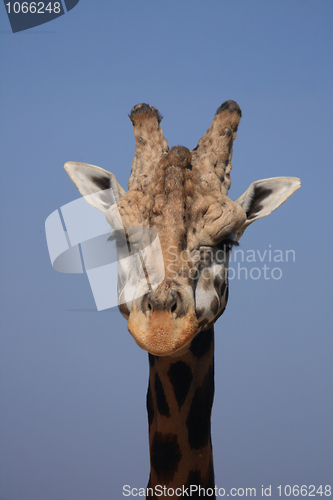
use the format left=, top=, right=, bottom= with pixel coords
left=219, top=238, right=239, bottom=253
left=108, top=231, right=128, bottom=248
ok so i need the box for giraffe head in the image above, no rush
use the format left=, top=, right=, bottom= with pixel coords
left=65, top=101, right=300, bottom=356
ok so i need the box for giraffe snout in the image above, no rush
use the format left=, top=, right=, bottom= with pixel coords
left=141, top=291, right=184, bottom=318
left=128, top=288, right=198, bottom=355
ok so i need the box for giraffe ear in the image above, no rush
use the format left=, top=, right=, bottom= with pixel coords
left=64, top=162, right=126, bottom=213
left=234, top=177, right=301, bottom=240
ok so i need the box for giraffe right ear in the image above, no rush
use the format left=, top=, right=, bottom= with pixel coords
left=64, top=162, right=126, bottom=213
left=234, top=176, right=301, bottom=240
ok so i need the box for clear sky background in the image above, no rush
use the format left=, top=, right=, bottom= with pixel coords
left=0, top=2, right=332, bottom=499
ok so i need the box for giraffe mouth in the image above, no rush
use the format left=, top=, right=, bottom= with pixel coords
left=127, top=309, right=198, bottom=356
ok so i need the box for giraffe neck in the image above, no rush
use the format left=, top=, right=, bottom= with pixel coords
left=146, top=328, right=215, bottom=500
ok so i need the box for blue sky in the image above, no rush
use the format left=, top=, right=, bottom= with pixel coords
left=0, top=2, right=332, bottom=499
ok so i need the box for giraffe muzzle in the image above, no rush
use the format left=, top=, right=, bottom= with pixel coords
left=127, top=307, right=198, bottom=356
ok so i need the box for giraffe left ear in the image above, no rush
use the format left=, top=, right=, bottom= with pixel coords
left=234, top=177, right=301, bottom=240
left=64, top=162, right=126, bottom=213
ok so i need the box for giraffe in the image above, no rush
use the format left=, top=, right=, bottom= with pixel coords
left=64, top=101, right=300, bottom=499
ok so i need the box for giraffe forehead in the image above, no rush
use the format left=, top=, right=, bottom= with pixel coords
left=108, top=153, right=246, bottom=250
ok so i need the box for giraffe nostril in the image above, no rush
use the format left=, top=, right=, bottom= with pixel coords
left=167, top=292, right=184, bottom=316
left=142, top=292, right=183, bottom=317
left=142, top=294, right=156, bottom=315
